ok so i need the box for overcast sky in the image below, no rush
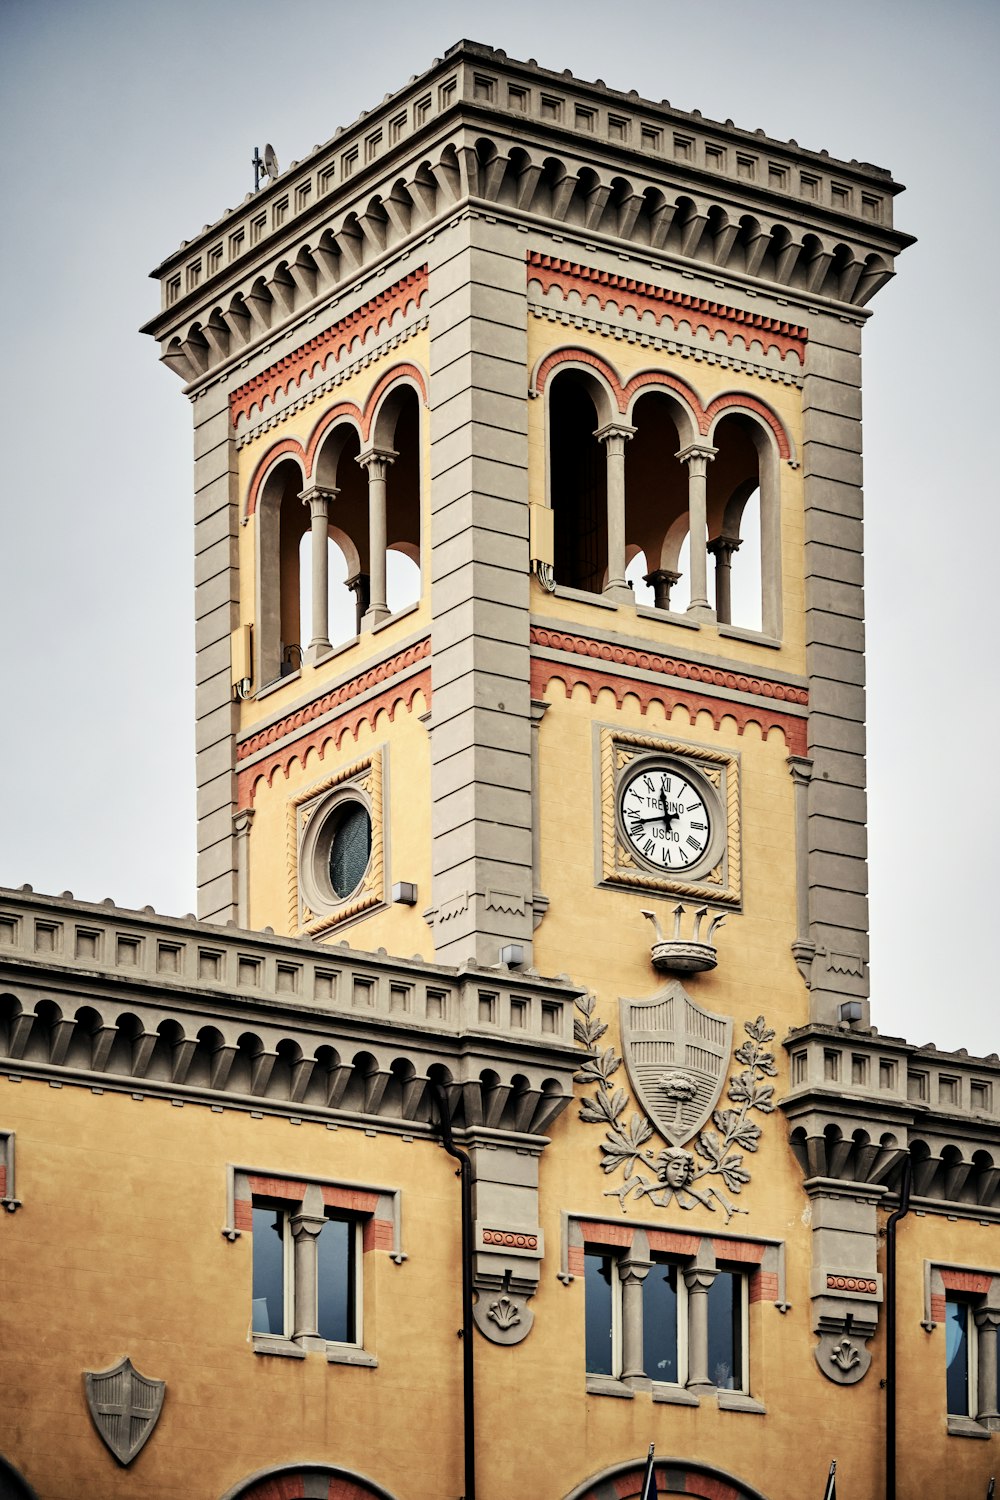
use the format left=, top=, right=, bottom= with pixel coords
left=1, top=0, right=996, bottom=1057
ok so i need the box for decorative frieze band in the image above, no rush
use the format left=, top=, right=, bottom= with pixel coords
left=528, top=253, right=807, bottom=362
left=230, top=268, right=428, bottom=426
left=530, top=627, right=808, bottom=754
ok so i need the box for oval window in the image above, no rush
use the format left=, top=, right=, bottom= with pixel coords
left=329, top=802, right=372, bottom=898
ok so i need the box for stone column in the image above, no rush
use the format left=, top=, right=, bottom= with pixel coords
left=357, top=447, right=397, bottom=629
left=346, top=573, right=370, bottom=638
left=975, top=1305, right=1000, bottom=1423
left=684, top=1243, right=718, bottom=1392
left=708, top=533, right=741, bottom=624
left=289, top=1212, right=326, bottom=1340
left=619, top=1231, right=651, bottom=1379
left=676, top=443, right=717, bottom=620
left=529, top=701, right=549, bottom=928
left=299, top=485, right=337, bottom=658
left=644, top=568, right=681, bottom=611
left=595, top=422, right=636, bottom=602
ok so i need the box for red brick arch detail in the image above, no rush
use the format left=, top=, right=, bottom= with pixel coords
left=705, top=392, right=792, bottom=460
left=531, top=659, right=807, bottom=756
left=361, top=361, right=429, bottom=442
left=568, top=1460, right=766, bottom=1500
left=532, top=346, right=628, bottom=412
left=229, top=1469, right=395, bottom=1500
left=621, top=368, right=706, bottom=431
left=299, top=400, right=366, bottom=483
left=229, top=265, right=428, bottom=426
left=245, top=439, right=308, bottom=519
left=236, top=666, right=431, bottom=808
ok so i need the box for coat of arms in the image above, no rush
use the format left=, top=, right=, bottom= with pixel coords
left=574, top=981, right=776, bottom=1220
left=618, top=982, right=732, bottom=1146
left=84, top=1356, right=165, bottom=1466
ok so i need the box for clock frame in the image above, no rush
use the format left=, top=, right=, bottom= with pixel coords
left=598, top=728, right=742, bottom=907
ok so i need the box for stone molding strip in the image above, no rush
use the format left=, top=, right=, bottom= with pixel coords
left=237, top=667, right=430, bottom=808
left=558, top=1211, right=788, bottom=1309
left=230, top=267, right=428, bottom=426
left=226, top=1165, right=403, bottom=1260
left=528, top=252, right=808, bottom=361
left=237, top=639, right=430, bottom=761
left=531, top=629, right=808, bottom=754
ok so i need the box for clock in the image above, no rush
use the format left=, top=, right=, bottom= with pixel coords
left=599, top=730, right=742, bottom=907
left=619, top=761, right=712, bottom=874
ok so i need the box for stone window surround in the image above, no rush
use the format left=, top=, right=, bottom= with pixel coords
left=562, top=1214, right=786, bottom=1413
left=923, top=1261, right=1000, bottom=1439
left=223, top=1165, right=404, bottom=1367
left=0, top=1131, right=19, bottom=1212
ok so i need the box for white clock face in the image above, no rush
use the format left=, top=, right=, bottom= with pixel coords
left=620, top=763, right=712, bottom=873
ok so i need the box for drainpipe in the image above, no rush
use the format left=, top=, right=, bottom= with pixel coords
left=885, top=1152, right=912, bottom=1500
left=432, top=1081, right=476, bottom=1500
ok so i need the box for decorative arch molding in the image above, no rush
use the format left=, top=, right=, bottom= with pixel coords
left=246, top=441, right=308, bottom=520
left=705, top=392, right=794, bottom=463
left=245, top=362, right=429, bottom=516
left=229, top=267, right=428, bottom=427
left=218, top=1461, right=398, bottom=1500
left=532, top=347, right=793, bottom=460
left=564, top=1455, right=769, bottom=1500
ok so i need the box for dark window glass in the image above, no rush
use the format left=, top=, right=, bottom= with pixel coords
left=584, top=1251, right=615, bottom=1376
left=643, top=1259, right=679, bottom=1382
left=317, top=1216, right=355, bottom=1343
left=330, top=803, right=371, bottom=898
left=251, top=1207, right=285, bottom=1335
left=707, top=1270, right=744, bottom=1390
left=945, top=1298, right=970, bottom=1415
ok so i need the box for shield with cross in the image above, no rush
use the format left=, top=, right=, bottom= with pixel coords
left=84, top=1356, right=165, bottom=1465
left=619, top=979, right=733, bottom=1146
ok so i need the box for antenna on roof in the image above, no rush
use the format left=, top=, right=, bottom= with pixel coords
left=252, top=144, right=280, bottom=193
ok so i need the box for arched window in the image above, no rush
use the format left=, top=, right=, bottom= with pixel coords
left=625, top=390, right=690, bottom=612
left=549, top=369, right=608, bottom=593
left=255, top=456, right=308, bottom=687
left=707, top=410, right=779, bottom=636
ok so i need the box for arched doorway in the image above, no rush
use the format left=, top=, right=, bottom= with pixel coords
left=564, top=1455, right=769, bottom=1500
left=219, top=1462, right=398, bottom=1500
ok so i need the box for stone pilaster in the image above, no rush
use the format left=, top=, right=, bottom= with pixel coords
left=427, top=217, right=534, bottom=965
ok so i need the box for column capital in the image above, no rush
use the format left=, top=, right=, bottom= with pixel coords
left=298, top=483, right=338, bottom=514
left=594, top=421, right=637, bottom=453
left=707, top=533, right=742, bottom=559
left=289, top=1212, right=327, bottom=1242
left=787, top=754, right=814, bottom=787
left=675, top=442, right=718, bottom=473
left=356, top=445, right=398, bottom=479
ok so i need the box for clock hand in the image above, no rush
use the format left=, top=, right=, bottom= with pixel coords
left=660, top=785, right=678, bottom=830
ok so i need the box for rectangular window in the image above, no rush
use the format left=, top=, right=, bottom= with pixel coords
left=707, top=1270, right=747, bottom=1392
left=643, top=1259, right=681, bottom=1384
left=316, top=1215, right=358, bottom=1344
left=945, top=1297, right=973, bottom=1416
left=582, top=1240, right=751, bottom=1399
left=252, top=1206, right=287, bottom=1336
left=584, top=1251, right=616, bottom=1376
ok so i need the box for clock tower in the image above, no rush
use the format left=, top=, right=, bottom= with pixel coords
left=0, top=40, right=995, bottom=1500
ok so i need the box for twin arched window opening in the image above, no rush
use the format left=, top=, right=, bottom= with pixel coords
left=256, top=386, right=421, bottom=685
left=548, top=370, right=779, bottom=637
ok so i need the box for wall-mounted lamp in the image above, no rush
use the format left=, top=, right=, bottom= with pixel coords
left=499, top=944, right=525, bottom=970
left=839, top=1001, right=863, bottom=1024
left=392, top=882, right=418, bottom=906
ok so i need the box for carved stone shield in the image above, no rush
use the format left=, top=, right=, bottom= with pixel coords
left=619, top=980, right=733, bottom=1146
left=84, top=1356, right=165, bottom=1466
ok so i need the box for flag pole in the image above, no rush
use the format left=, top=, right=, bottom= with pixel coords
left=822, top=1460, right=837, bottom=1500
left=638, top=1442, right=656, bottom=1500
